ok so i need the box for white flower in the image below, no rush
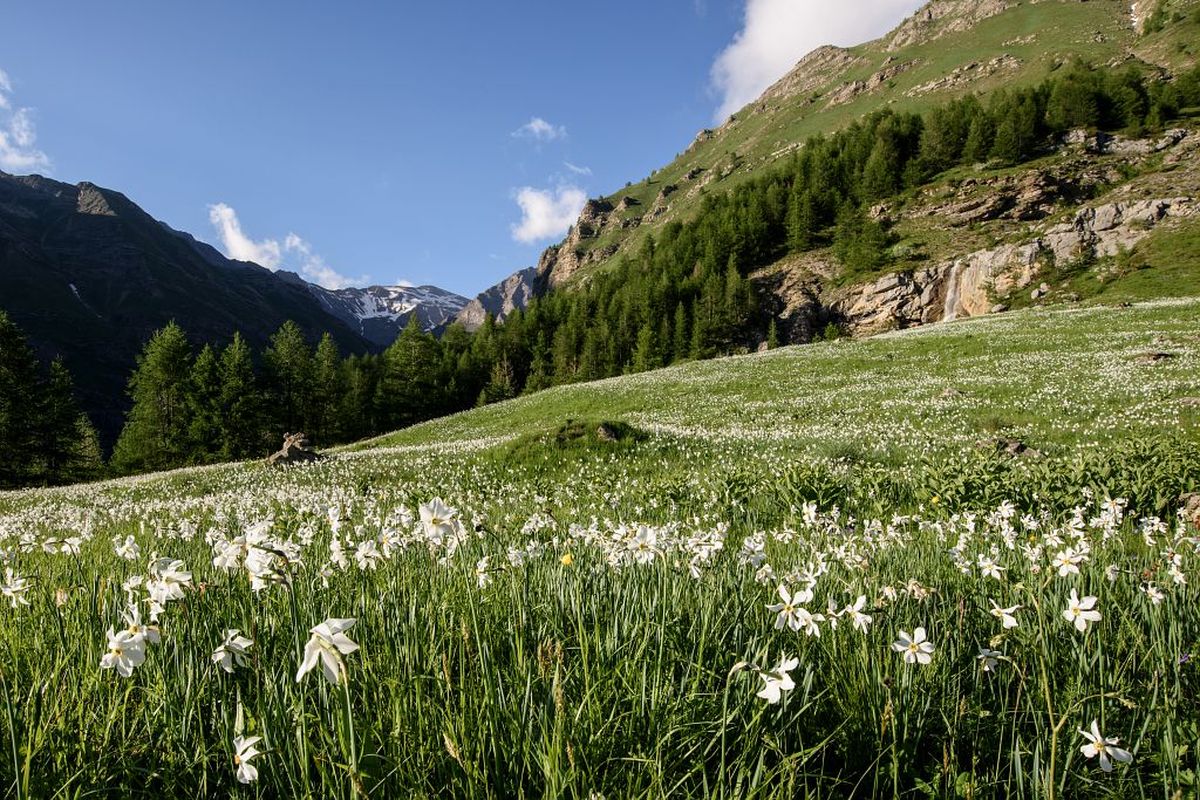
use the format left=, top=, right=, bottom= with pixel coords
left=113, top=535, right=140, bottom=561
left=233, top=734, right=263, bottom=784
left=122, top=603, right=160, bottom=645
left=628, top=525, right=658, bottom=564
left=476, top=556, right=493, bottom=588
left=213, top=629, right=254, bottom=673
left=0, top=568, right=30, bottom=608
left=100, top=628, right=146, bottom=677
left=1052, top=548, right=1084, bottom=577
left=767, top=585, right=805, bottom=632
left=844, top=595, right=873, bottom=633
left=989, top=600, right=1020, bottom=629
left=755, top=655, right=799, bottom=704
left=977, top=555, right=1005, bottom=580
left=977, top=647, right=1003, bottom=672
left=1078, top=719, right=1132, bottom=772
left=296, top=617, right=359, bottom=684
left=1141, top=583, right=1165, bottom=605
left=1063, top=589, right=1101, bottom=632
left=892, top=627, right=934, bottom=665
left=420, top=498, right=461, bottom=546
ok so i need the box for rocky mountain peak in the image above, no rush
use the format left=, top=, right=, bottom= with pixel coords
left=885, top=0, right=1017, bottom=51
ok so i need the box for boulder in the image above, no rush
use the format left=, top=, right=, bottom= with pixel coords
left=267, top=432, right=323, bottom=466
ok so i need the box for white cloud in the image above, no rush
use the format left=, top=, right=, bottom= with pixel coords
left=207, top=203, right=368, bottom=289
left=0, top=68, right=51, bottom=173
left=564, top=161, right=592, bottom=176
left=513, top=117, right=567, bottom=142
left=710, top=0, right=923, bottom=123
left=511, top=185, right=587, bottom=244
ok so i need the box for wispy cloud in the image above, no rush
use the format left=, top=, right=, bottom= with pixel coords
left=207, top=203, right=368, bottom=289
left=513, top=116, right=567, bottom=142
left=710, top=0, right=922, bottom=123
left=511, top=185, right=587, bottom=244
left=0, top=68, right=51, bottom=173
left=564, top=161, right=592, bottom=176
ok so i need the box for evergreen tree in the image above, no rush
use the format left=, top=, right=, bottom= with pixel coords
left=218, top=332, right=265, bottom=460
left=632, top=324, right=660, bottom=373
left=38, top=358, right=102, bottom=484
left=311, top=333, right=345, bottom=445
left=186, top=344, right=223, bottom=462
left=376, top=316, right=442, bottom=429
left=111, top=321, right=194, bottom=474
left=263, top=321, right=313, bottom=437
left=0, top=312, right=44, bottom=487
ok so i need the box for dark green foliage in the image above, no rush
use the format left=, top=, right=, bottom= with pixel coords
left=111, top=321, right=194, bottom=473
left=0, top=313, right=104, bottom=486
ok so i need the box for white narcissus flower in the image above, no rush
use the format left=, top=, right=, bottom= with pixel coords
left=977, top=647, right=1003, bottom=672
left=628, top=525, right=658, bottom=564
left=892, top=627, right=935, bottom=665
left=475, top=557, right=493, bottom=588
left=113, top=535, right=140, bottom=561
left=1141, top=583, right=1165, bottom=605
left=845, top=595, right=873, bottom=633
left=420, top=498, right=461, bottom=546
left=1079, top=719, right=1133, bottom=772
left=213, top=629, right=254, bottom=673
left=296, top=617, right=359, bottom=684
left=233, top=735, right=263, bottom=783
left=977, top=555, right=1005, bottom=580
left=756, top=656, right=799, bottom=704
left=0, top=568, right=30, bottom=608
left=1063, top=589, right=1101, bottom=632
left=989, top=600, right=1021, bottom=629
left=100, top=628, right=146, bottom=677
left=767, top=585, right=804, bottom=632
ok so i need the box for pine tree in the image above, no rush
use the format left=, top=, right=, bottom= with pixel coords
left=767, top=318, right=780, bottom=350
left=672, top=303, right=690, bottom=363
left=186, top=344, right=223, bottom=462
left=111, top=321, right=194, bottom=473
left=39, top=358, right=102, bottom=482
left=263, top=321, right=313, bottom=437
left=523, top=332, right=551, bottom=394
left=632, top=324, right=660, bottom=373
left=312, top=333, right=345, bottom=445
left=0, top=312, right=44, bottom=486
left=376, top=316, right=441, bottom=429
left=218, top=332, right=265, bottom=460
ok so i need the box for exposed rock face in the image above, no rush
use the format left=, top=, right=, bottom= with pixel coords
left=756, top=46, right=865, bottom=110
left=456, top=267, right=538, bottom=332
left=886, top=0, right=1016, bottom=51
left=906, top=54, right=1021, bottom=96
left=826, top=59, right=919, bottom=108
left=536, top=199, right=625, bottom=288
left=831, top=195, right=1196, bottom=335
left=266, top=433, right=323, bottom=466
left=303, top=282, right=469, bottom=346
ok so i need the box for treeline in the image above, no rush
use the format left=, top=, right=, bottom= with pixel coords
left=0, top=312, right=103, bottom=488
left=8, top=60, right=1200, bottom=482
left=108, top=316, right=522, bottom=473
left=467, top=60, right=1200, bottom=392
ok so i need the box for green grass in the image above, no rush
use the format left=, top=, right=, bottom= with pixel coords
left=0, top=300, right=1198, bottom=797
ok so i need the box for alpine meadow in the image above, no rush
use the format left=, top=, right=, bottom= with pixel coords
left=1, top=1, right=1199, bottom=798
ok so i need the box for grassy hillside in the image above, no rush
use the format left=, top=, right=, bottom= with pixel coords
left=560, top=0, right=1200, bottom=284
left=1, top=299, right=1196, bottom=796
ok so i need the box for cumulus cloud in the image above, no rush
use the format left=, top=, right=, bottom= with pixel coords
left=208, top=203, right=368, bottom=289
left=511, top=185, right=587, bottom=244
left=513, top=117, right=567, bottom=142
left=0, top=68, right=51, bottom=173
left=710, top=0, right=923, bottom=123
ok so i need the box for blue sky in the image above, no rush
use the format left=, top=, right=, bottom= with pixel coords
left=0, top=1, right=921, bottom=296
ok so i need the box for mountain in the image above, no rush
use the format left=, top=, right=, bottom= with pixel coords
left=455, top=267, right=537, bottom=331
left=294, top=279, right=469, bottom=346
left=534, top=0, right=1200, bottom=293
left=0, top=171, right=371, bottom=446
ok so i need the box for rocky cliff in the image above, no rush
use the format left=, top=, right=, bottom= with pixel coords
left=456, top=267, right=537, bottom=331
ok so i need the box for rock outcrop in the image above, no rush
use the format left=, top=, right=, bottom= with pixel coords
left=831, top=195, right=1195, bottom=336
left=267, top=433, right=323, bottom=466
left=456, top=267, right=538, bottom=331
left=886, top=0, right=1016, bottom=51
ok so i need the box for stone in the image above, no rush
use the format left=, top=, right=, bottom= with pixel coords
left=1180, top=493, right=1200, bottom=530
left=1179, top=397, right=1200, bottom=408
left=990, top=304, right=1009, bottom=314
left=267, top=432, right=323, bottom=466
left=1135, top=351, right=1176, bottom=364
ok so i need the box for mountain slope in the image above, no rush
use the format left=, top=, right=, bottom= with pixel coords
left=535, top=0, right=1200, bottom=291
left=294, top=279, right=469, bottom=346
left=455, top=267, right=537, bottom=331
left=0, top=171, right=371, bottom=445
